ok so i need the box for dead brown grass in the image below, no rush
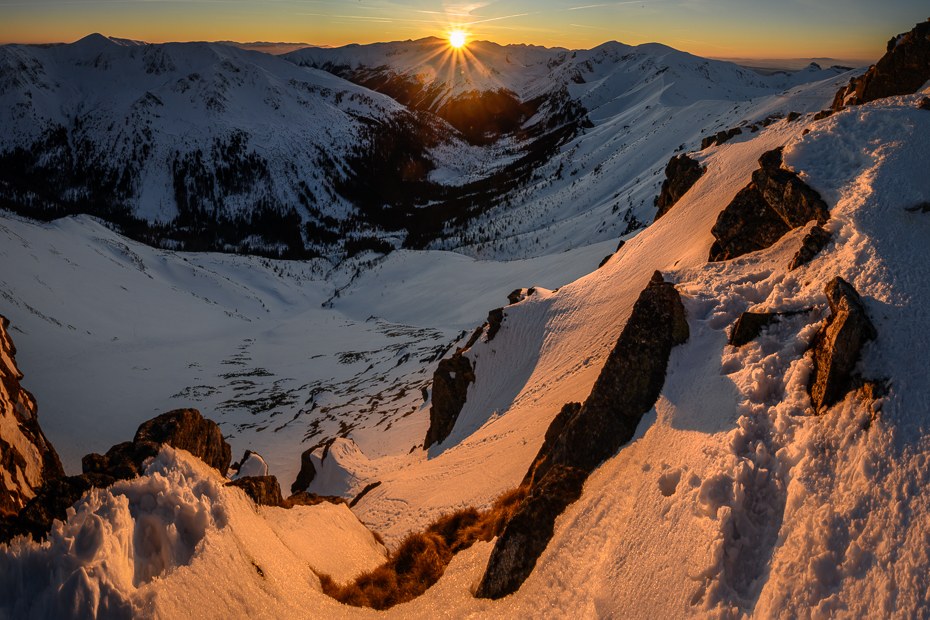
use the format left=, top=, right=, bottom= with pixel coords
left=318, top=485, right=528, bottom=610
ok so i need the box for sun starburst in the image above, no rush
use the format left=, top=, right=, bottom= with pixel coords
left=449, top=31, right=467, bottom=49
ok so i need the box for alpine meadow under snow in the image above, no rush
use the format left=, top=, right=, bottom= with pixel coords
left=2, top=18, right=930, bottom=620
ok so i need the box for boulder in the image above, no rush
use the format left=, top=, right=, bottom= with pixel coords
left=475, top=465, right=588, bottom=599
left=0, top=315, right=64, bottom=519
left=6, top=473, right=116, bottom=542
left=226, top=475, right=284, bottom=507
left=788, top=225, right=832, bottom=270
left=654, top=154, right=706, bottom=221
left=919, top=97, right=930, bottom=110
left=699, top=127, right=742, bottom=151
left=423, top=348, right=477, bottom=449
left=809, top=277, right=877, bottom=411
left=832, top=19, right=930, bottom=110
left=729, top=312, right=781, bottom=347
left=478, top=272, right=689, bottom=599
left=284, top=491, right=347, bottom=508
left=709, top=148, right=829, bottom=262
left=786, top=111, right=802, bottom=122
left=133, top=409, right=231, bottom=475
left=708, top=185, right=792, bottom=261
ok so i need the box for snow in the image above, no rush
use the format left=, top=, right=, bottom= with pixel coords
left=230, top=453, right=268, bottom=479
left=2, top=41, right=929, bottom=620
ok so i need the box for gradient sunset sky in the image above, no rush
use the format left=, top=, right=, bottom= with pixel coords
left=2, top=0, right=927, bottom=61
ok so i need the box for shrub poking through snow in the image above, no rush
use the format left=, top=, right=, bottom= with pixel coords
left=317, top=485, right=527, bottom=610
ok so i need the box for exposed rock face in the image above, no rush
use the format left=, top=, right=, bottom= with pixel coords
left=284, top=491, right=347, bottom=508
left=4, top=408, right=231, bottom=543
left=477, top=272, right=689, bottom=599
left=709, top=148, right=829, bottom=262
left=423, top=351, right=476, bottom=449
left=486, top=308, right=505, bottom=341
left=86, top=408, right=231, bottom=479
left=832, top=19, right=930, bottom=110
left=475, top=465, right=588, bottom=599
left=788, top=225, right=832, bottom=270
left=521, top=402, right=579, bottom=486
left=730, top=312, right=781, bottom=347
left=654, top=154, right=706, bottom=221
left=226, top=475, right=284, bottom=507
left=0, top=315, right=64, bottom=519
left=291, top=447, right=318, bottom=494
left=809, top=277, right=877, bottom=411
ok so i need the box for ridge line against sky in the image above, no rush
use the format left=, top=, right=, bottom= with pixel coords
left=1, top=1, right=928, bottom=62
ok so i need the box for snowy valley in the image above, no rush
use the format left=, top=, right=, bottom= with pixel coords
left=2, top=18, right=930, bottom=620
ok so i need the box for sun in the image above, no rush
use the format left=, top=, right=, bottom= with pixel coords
left=449, top=31, right=467, bottom=49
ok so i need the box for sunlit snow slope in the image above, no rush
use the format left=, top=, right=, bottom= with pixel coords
left=3, top=73, right=929, bottom=619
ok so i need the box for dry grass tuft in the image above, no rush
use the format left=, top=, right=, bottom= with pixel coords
left=318, top=485, right=528, bottom=609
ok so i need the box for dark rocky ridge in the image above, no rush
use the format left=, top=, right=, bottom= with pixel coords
left=709, top=147, right=829, bottom=261
left=423, top=303, right=510, bottom=449
left=2, top=408, right=230, bottom=543
left=0, top=315, right=64, bottom=519
left=832, top=19, right=930, bottom=110
left=654, top=154, right=705, bottom=221
left=476, top=271, right=689, bottom=599
left=808, top=277, right=877, bottom=412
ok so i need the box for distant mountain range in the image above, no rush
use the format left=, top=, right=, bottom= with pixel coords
left=0, top=34, right=856, bottom=260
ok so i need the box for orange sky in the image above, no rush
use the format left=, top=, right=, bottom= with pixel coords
left=2, top=0, right=925, bottom=61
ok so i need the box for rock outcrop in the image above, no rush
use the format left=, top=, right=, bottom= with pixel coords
left=709, top=148, right=829, bottom=261
left=226, top=475, right=284, bottom=507
left=700, top=126, right=743, bottom=150
left=477, top=272, right=689, bottom=599
left=4, top=408, right=231, bottom=543
left=84, top=408, right=231, bottom=479
left=423, top=351, right=476, bottom=449
left=832, top=19, right=930, bottom=110
left=291, top=446, right=318, bottom=494
left=729, top=309, right=811, bottom=347
left=788, top=225, right=832, bottom=270
left=809, top=277, right=877, bottom=412
left=0, top=315, right=64, bottom=519
left=654, top=154, right=705, bottom=221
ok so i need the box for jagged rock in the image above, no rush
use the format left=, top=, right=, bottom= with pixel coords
left=478, top=272, right=689, bottom=599
left=654, top=154, right=705, bottom=221
left=813, top=109, right=835, bottom=121
left=507, top=289, right=524, bottom=305
left=752, top=162, right=829, bottom=229
left=730, top=312, right=780, bottom=347
left=709, top=148, right=829, bottom=262
left=226, top=475, right=284, bottom=507
left=5, top=473, right=116, bottom=542
left=133, top=409, right=231, bottom=475
left=809, top=277, right=878, bottom=411
left=486, top=308, right=505, bottom=341
left=2, top=408, right=230, bottom=543
left=708, top=185, right=792, bottom=261
left=786, top=111, right=802, bottom=122
left=475, top=465, right=588, bottom=599
left=788, top=225, right=832, bottom=270
left=423, top=352, right=475, bottom=448
left=832, top=20, right=930, bottom=110
left=91, top=408, right=231, bottom=479
left=291, top=447, right=318, bottom=494
left=0, top=315, right=64, bottom=519
left=521, top=402, right=579, bottom=486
